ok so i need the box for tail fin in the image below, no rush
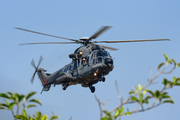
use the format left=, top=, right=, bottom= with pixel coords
left=37, top=68, right=48, bottom=86
left=37, top=68, right=51, bottom=94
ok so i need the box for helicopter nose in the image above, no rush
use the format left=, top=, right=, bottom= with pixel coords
left=105, top=58, right=113, bottom=66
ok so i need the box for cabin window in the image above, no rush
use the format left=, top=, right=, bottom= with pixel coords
left=64, top=68, right=67, bottom=72
left=74, top=61, right=77, bottom=69
left=68, top=65, right=72, bottom=70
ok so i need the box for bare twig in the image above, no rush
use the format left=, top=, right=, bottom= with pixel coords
left=115, top=81, right=123, bottom=104
left=69, top=116, right=72, bottom=120
left=95, top=95, right=103, bottom=118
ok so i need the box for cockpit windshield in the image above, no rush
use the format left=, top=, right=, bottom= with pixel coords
left=102, top=51, right=109, bottom=56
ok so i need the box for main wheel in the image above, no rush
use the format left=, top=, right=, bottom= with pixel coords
left=102, top=77, right=105, bottom=82
left=90, top=86, right=95, bottom=93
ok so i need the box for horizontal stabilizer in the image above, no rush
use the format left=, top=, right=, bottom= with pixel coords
left=40, top=85, right=51, bottom=94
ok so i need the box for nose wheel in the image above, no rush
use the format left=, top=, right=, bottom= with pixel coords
left=89, top=85, right=95, bottom=93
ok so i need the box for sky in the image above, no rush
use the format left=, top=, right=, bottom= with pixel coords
left=0, top=0, right=180, bottom=120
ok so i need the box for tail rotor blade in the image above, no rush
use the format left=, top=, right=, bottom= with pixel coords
left=31, top=72, right=36, bottom=84
left=31, top=59, right=36, bottom=68
left=37, top=56, right=43, bottom=68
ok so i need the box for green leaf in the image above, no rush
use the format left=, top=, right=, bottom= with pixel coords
left=157, top=63, right=165, bottom=71
left=155, top=90, right=160, bottom=98
left=163, top=53, right=168, bottom=61
left=8, top=102, right=16, bottom=110
left=177, top=63, right=180, bottom=67
left=101, top=117, right=111, bottom=120
left=26, top=91, right=36, bottom=101
left=162, top=100, right=174, bottom=104
left=138, top=84, right=143, bottom=91
left=17, top=94, right=25, bottom=103
left=147, top=90, right=155, bottom=97
left=103, top=110, right=112, bottom=118
left=41, top=114, right=48, bottom=120
left=162, top=79, right=168, bottom=86
left=161, top=95, right=172, bottom=99
left=4, top=99, right=10, bottom=105
left=139, top=93, right=143, bottom=104
left=114, top=109, right=120, bottom=119
left=173, top=77, right=177, bottom=83
left=7, top=92, right=16, bottom=102
left=15, top=115, right=28, bottom=120
left=135, top=87, right=139, bottom=92
left=171, top=59, right=176, bottom=66
left=143, top=89, right=147, bottom=95
left=125, top=112, right=131, bottom=115
left=26, top=104, right=36, bottom=109
left=175, top=83, right=180, bottom=86
left=35, top=111, right=42, bottom=119
left=129, top=91, right=135, bottom=94
left=120, top=107, right=124, bottom=114
left=167, top=59, right=173, bottom=64
left=0, top=106, right=5, bottom=109
left=22, top=109, right=27, bottom=117
left=131, top=96, right=139, bottom=102
left=0, top=103, right=8, bottom=108
left=144, top=96, right=151, bottom=101
left=50, top=115, right=60, bottom=120
left=143, top=100, right=149, bottom=104
left=0, top=93, right=10, bottom=99
left=29, top=99, right=42, bottom=106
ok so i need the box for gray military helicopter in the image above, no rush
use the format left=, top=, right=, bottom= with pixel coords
left=16, top=26, right=170, bottom=93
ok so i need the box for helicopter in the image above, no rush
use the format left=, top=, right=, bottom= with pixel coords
left=16, top=26, right=170, bottom=93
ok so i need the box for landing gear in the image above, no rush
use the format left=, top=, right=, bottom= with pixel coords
left=102, top=77, right=105, bottom=82
left=98, top=75, right=106, bottom=82
left=89, top=85, right=95, bottom=93
left=62, top=82, right=69, bottom=90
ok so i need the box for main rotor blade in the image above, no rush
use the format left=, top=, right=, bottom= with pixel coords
left=15, top=27, right=79, bottom=42
left=19, top=42, right=78, bottom=45
left=91, top=43, right=118, bottom=51
left=89, top=26, right=111, bottom=40
left=92, top=39, right=170, bottom=43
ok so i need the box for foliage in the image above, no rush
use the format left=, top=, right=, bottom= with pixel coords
left=15, top=109, right=60, bottom=120
left=0, top=91, right=60, bottom=120
left=96, top=54, right=180, bottom=120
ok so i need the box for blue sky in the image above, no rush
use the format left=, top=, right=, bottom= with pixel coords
left=0, top=0, right=180, bottom=120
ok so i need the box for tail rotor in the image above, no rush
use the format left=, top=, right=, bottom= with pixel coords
left=31, top=56, right=43, bottom=84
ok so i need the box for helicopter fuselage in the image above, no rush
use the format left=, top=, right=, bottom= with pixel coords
left=37, top=45, right=113, bottom=93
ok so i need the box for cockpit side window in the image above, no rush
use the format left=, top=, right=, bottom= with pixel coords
left=97, top=57, right=102, bottom=63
